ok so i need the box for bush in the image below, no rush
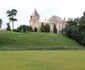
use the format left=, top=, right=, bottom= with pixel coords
left=6, top=23, right=11, bottom=31
left=13, top=29, right=18, bottom=32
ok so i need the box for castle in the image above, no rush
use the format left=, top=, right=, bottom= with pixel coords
left=29, top=9, right=66, bottom=33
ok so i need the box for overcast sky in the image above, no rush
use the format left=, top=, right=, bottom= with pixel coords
left=0, top=0, right=85, bottom=29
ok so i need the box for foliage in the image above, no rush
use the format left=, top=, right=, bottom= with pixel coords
left=40, top=23, right=50, bottom=33
left=44, top=24, right=50, bottom=32
left=6, top=9, right=18, bottom=30
left=34, top=27, right=37, bottom=32
left=67, top=18, right=80, bottom=26
left=40, top=23, right=45, bottom=32
left=6, top=23, right=11, bottom=31
left=17, top=25, right=33, bottom=32
left=64, top=11, right=85, bottom=46
left=17, top=26, right=22, bottom=32
left=81, top=36, right=85, bottom=45
left=29, top=26, right=33, bottom=32
left=0, top=19, right=2, bottom=28
left=54, top=24, right=57, bottom=33
left=13, top=29, right=18, bottom=32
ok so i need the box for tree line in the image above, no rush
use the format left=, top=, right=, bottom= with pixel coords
left=13, top=23, right=57, bottom=33
left=63, top=12, right=85, bottom=46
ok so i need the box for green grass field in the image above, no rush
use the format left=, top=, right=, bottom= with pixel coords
left=0, top=31, right=82, bottom=50
left=0, top=50, right=85, bottom=70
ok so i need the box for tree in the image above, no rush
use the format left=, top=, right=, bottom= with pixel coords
left=81, top=36, right=85, bottom=46
left=22, top=25, right=27, bottom=32
left=34, top=27, right=37, bottom=32
left=44, top=24, right=50, bottom=32
left=6, top=23, right=11, bottom=31
left=6, top=9, right=18, bottom=30
left=54, top=24, right=57, bottom=33
left=0, top=19, right=2, bottom=28
left=40, top=23, right=45, bottom=32
left=29, top=26, right=33, bottom=32
left=67, top=18, right=80, bottom=26
left=64, top=11, right=85, bottom=46
left=17, top=25, right=33, bottom=32
left=79, top=13, right=85, bottom=31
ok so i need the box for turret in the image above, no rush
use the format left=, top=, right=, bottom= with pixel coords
left=30, top=9, right=40, bottom=21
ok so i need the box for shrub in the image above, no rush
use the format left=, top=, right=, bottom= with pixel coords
left=6, top=23, right=11, bottom=31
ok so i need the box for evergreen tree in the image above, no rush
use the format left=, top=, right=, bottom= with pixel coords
left=40, top=23, right=45, bottom=32
left=54, top=24, right=57, bottom=33
left=29, top=26, right=33, bottom=32
left=6, top=9, right=18, bottom=30
left=34, top=27, right=37, bottom=32
left=45, top=24, right=50, bottom=32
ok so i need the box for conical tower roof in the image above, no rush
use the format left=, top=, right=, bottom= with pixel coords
left=32, top=9, right=39, bottom=16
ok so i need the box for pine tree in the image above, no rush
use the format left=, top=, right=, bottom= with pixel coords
left=45, top=24, right=50, bottom=32
left=54, top=24, right=57, bottom=33
left=29, top=26, right=33, bottom=32
left=34, top=27, right=37, bottom=32
left=40, top=23, right=45, bottom=32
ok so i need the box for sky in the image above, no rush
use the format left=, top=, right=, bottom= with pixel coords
left=0, top=0, right=85, bottom=29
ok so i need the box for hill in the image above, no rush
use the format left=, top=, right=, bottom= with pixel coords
left=0, top=31, right=82, bottom=50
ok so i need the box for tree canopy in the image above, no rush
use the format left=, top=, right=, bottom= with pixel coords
left=64, top=11, right=85, bottom=46
left=0, top=19, right=2, bottom=28
left=6, top=9, right=18, bottom=30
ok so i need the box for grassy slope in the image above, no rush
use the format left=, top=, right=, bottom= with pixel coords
left=0, top=51, right=85, bottom=70
left=0, top=31, right=81, bottom=50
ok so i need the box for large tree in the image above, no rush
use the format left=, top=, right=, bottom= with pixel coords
left=0, top=19, right=2, bottom=28
left=79, top=12, right=85, bottom=31
left=6, top=9, right=18, bottom=30
left=64, top=11, right=85, bottom=46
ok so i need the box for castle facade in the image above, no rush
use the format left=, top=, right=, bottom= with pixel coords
left=29, top=9, right=66, bottom=33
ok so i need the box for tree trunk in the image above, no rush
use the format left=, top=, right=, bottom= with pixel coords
left=12, top=21, right=14, bottom=30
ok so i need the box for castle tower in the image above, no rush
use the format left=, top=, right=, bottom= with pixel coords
left=29, top=9, right=40, bottom=26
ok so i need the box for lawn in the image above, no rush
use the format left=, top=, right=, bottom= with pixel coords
left=0, top=50, right=85, bottom=70
left=0, top=31, right=82, bottom=50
